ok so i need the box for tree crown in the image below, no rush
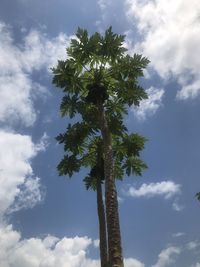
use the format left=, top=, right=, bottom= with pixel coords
left=52, top=27, right=149, bottom=190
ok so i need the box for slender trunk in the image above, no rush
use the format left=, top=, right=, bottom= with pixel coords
left=96, top=175, right=108, bottom=267
left=97, top=101, right=124, bottom=267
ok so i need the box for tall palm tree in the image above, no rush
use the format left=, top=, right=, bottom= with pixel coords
left=52, top=27, right=149, bottom=267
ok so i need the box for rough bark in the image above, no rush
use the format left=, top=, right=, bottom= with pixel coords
left=96, top=175, right=108, bottom=267
left=97, top=101, right=124, bottom=267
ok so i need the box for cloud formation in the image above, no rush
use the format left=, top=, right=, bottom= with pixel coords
left=172, top=199, right=184, bottom=212
left=0, top=225, right=98, bottom=267
left=133, top=87, right=164, bottom=120
left=126, top=181, right=181, bottom=199
left=172, top=232, right=185, bottom=238
left=0, top=22, right=69, bottom=126
left=0, top=131, right=46, bottom=216
left=152, top=246, right=181, bottom=267
left=0, top=224, right=146, bottom=267
left=125, top=258, right=145, bottom=267
left=126, top=0, right=200, bottom=100
left=186, top=241, right=200, bottom=251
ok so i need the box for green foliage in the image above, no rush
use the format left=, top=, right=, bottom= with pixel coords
left=56, top=122, right=97, bottom=155
left=113, top=133, right=147, bottom=178
left=122, top=133, right=147, bottom=157
left=57, top=154, right=81, bottom=177
left=83, top=175, right=98, bottom=191
left=53, top=27, right=149, bottom=190
left=52, top=60, right=83, bottom=94
left=52, top=26, right=149, bottom=109
left=196, top=192, right=200, bottom=201
left=60, top=95, right=79, bottom=118
left=123, top=157, right=147, bottom=176
left=83, top=157, right=105, bottom=191
left=66, top=26, right=126, bottom=68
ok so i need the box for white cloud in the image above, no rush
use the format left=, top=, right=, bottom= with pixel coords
left=152, top=246, right=181, bottom=267
left=0, top=224, right=21, bottom=262
left=0, top=130, right=45, bottom=216
left=176, top=79, right=200, bottom=100
left=0, top=22, right=70, bottom=127
left=192, top=264, right=200, bottom=267
left=125, top=258, right=145, bottom=267
left=186, top=241, right=200, bottom=251
left=21, top=29, right=69, bottom=72
left=126, top=0, right=200, bottom=100
left=126, top=181, right=181, bottom=199
left=0, top=225, right=97, bottom=267
left=172, top=232, right=185, bottom=238
left=133, top=87, right=164, bottom=120
left=93, top=239, right=99, bottom=248
left=172, top=199, right=184, bottom=212
left=35, top=132, right=49, bottom=152
left=8, top=177, right=45, bottom=213
left=0, top=73, right=37, bottom=127
left=0, top=224, right=146, bottom=267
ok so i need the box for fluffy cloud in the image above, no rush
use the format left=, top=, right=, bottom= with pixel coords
left=172, top=232, right=185, bottom=238
left=125, top=258, right=145, bottom=267
left=133, top=87, right=164, bottom=120
left=152, top=246, right=181, bottom=267
left=0, top=224, right=98, bottom=267
left=8, top=177, right=45, bottom=213
left=0, top=224, right=146, bottom=267
left=0, top=72, right=37, bottom=127
left=186, top=241, right=200, bottom=251
left=126, top=181, right=181, bottom=199
left=0, top=22, right=69, bottom=126
left=126, top=0, right=200, bottom=100
left=93, top=239, right=99, bottom=248
left=0, top=130, right=46, bottom=216
left=21, top=29, right=69, bottom=72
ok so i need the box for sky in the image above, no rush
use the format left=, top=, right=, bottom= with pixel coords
left=0, top=0, right=200, bottom=266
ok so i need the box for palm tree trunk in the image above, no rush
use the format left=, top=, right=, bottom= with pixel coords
left=96, top=175, right=108, bottom=267
left=97, top=101, right=124, bottom=267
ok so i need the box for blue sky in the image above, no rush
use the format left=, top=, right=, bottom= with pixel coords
left=0, top=0, right=200, bottom=266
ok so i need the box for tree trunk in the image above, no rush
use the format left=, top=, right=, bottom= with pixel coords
left=97, top=101, right=124, bottom=267
left=96, top=175, right=109, bottom=267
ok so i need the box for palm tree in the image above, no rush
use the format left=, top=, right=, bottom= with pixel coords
left=84, top=135, right=147, bottom=267
left=84, top=139, right=108, bottom=267
left=52, top=27, right=149, bottom=267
